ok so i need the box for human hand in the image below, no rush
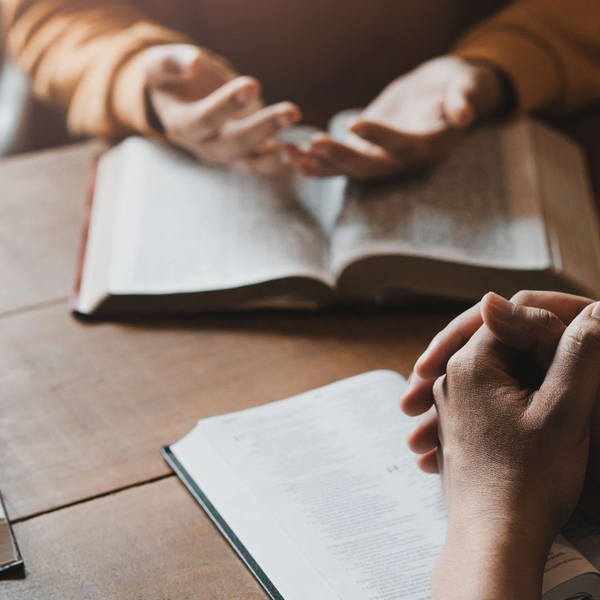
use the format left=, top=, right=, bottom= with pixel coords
left=400, top=291, right=595, bottom=473
left=145, top=44, right=301, bottom=175
left=430, top=296, right=600, bottom=599
left=284, top=56, right=511, bottom=180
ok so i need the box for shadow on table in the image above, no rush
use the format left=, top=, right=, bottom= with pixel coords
left=72, top=303, right=464, bottom=344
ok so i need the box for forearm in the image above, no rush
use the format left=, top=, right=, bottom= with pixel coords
left=432, top=521, right=550, bottom=600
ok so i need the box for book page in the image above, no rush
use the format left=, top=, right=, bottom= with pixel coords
left=281, top=126, right=346, bottom=237
left=563, top=511, right=600, bottom=570
left=328, top=120, right=550, bottom=278
left=531, top=123, right=600, bottom=298
left=171, top=370, right=591, bottom=600
left=106, top=138, right=333, bottom=295
left=174, top=371, right=444, bottom=600
left=542, top=534, right=600, bottom=600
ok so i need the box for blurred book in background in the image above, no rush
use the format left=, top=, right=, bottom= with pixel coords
left=74, top=116, right=600, bottom=317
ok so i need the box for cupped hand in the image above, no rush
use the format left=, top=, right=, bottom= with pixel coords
left=284, top=56, right=511, bottom=180
left=145, top=44, right=301, bottom=175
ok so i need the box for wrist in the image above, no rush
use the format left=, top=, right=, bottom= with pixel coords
left=462, top=58, right=517, bottom=121
left=145, top=86, right=165, bottom=134
left=433, top=518, right=550, bottom=600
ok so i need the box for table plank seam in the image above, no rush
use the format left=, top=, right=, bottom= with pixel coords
left=0, top=296, right=69, bottom=322
left=12, top=472, right=175, bottom=525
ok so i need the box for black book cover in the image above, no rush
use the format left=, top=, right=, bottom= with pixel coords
left=161, top=446, right=283, bottom=600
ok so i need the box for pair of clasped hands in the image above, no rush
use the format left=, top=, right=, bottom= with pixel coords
left=400, top=290, right=600, bottom=599
left=145, top=44, right=509, bottom=180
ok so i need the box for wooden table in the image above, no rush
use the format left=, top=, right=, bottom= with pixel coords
left=0, top=107, right=599, bottom=599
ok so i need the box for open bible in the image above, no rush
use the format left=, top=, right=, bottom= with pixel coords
left=75, top=116, right=600, bottom=316
left=163, top=370, right=600, bottom=600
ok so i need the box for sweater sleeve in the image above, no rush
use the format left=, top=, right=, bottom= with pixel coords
left=1, top=0, right=197, bottom=138
left=453, top=0, right=600, bottom=116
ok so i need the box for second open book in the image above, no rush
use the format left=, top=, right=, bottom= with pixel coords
left=165, top=370, right=600, bottom=600
left=75, top=114, right=600, bottom=315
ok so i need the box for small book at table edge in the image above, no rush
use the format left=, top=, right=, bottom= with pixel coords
left=0, top=492, right=24, bottom=577
left=161, top=446, right=282, bottom=600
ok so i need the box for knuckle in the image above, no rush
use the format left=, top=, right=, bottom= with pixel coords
left=565, top=323, right=600, bottom=358
left=446, top=351, right=467, bottom=377
left=541, top=309, right=563, bottom=333
left=511, top=290, right=535, bottom=306
left=531, top=307, right=556, bottom=330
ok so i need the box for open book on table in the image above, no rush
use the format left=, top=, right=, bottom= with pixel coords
left=163, top=370, right=600, bottom=600
left=74, top=114, right=600, bottom=316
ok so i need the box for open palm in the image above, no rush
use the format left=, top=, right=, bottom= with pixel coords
left=285, top=56, right=510, bottom=180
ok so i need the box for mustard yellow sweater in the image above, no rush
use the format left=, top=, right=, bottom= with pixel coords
left=2, top=0, right=599, bottom=138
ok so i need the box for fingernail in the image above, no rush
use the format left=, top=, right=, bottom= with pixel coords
left=233, top=89, right=251, bottom=106
left=592, top=302, right=600, bottom=319
left=486, top=291, right=514, bottom=321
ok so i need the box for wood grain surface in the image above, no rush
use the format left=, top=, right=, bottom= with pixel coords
left=0, top=109, right=598, bottom=598
left=0, top=142, right=102, bottom=315
left=0, top=302, right=455, bottom=520
left=0, top=477, right=267, bottom=600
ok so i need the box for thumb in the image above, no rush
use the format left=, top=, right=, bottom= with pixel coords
left=443, top=77, right=477, bottom=129
left=537, top=301, right=600, bottom=421
left=145, top=44, right=203, bottom=88
left=481, top=292, right=566, bottom=370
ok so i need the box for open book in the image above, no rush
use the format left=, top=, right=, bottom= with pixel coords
left=75, top=116, right=600, bottom=316
left=164, top=371, right=600, bottom=600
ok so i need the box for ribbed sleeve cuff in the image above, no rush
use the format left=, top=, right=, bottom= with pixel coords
left=453, top=26, right=564, bottom=114
left=68, top=22, right=195, bottom=139
left=112, top=49, right=160, bottom=137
